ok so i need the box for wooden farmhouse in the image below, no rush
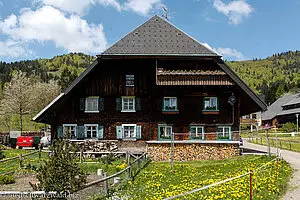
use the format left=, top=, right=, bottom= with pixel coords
left=33, top=15, right=266, bottom=161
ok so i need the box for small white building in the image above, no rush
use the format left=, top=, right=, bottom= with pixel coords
left=241, top=111, right=262, bottom=132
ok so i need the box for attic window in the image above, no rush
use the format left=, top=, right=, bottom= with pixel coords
left=126, top=74, right=135, bottom=87
left=155, top=19, right=159, bottom=22
left=177, top=33, right=182, bottom=36
left=134, top=32, right=139, bottom=35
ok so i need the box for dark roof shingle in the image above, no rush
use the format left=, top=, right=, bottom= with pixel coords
left=101, top=15, right=218, bottom=56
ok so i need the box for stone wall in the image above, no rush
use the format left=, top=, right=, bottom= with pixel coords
left=147, top=143, right=240, bottom=161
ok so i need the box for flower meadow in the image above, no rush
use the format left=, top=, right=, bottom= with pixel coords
left=119, top=155, right=292, bottom=200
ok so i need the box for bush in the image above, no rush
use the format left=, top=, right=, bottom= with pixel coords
left=36, top=138, right=87, bottom=195
left=0, top=175, right=15, bottom=185
left=279, top=122, right=296, bottom=132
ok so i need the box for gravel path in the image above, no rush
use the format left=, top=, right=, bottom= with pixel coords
left=243, top=138, right=300, bottom=200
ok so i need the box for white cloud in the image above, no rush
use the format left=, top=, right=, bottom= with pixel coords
left=201, top=42, right=246, bottom=60
left=216, top=47, right=247, bottom=60
left=0, top=6, right=107, bottom=53
left=213, top=0, right=253, bottom=25
left=40, top=0, right=121, bottom=16
left=124, top=0, right=163, bottom=16
left=0, top=39, right=28, bottom=58
left=41, top=0, right=95, bottom=16
left=38, top=0, right=161, bottom=16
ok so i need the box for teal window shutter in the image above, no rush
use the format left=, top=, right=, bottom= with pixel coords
left=116, top=98, right=122, bottom=111
left=136, top=125, right=142, bottom=139
left=136, top=97, right=141, bottom=111
left=76, top=126, right=85, bottom=139
left=57, top=125, right=62, bottom=138
left=99, top=98, right=104, bottom=111
left=116, top=126, right=123, bottom=139
left=80, top=98, right=85, bottom=111
left=98, top=125, right=104, bottom=139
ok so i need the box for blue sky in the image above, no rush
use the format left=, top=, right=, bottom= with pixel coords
left=0, top=0, right=299, bottom=62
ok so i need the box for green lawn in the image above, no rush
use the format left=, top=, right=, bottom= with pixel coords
left=0, top=149, right=127, bottom=176
left=115, top=155, right=291, bottom=200
left=249, top=137, right=300, bottom=152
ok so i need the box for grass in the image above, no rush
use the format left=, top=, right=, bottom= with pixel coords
left=249, top=137, right=300, bottom=152
left=79, top=157, right=127, bottom=175
left=0, top=149, right=127, bottom=177
left=115, top=155, right=292, bottom=200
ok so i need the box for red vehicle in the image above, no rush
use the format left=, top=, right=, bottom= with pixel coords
left=16, top=136, right=35, bottom=148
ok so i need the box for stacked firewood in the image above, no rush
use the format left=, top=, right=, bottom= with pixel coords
left=76, top=140, right=118, bottom=152
left=147, top=143, right=240, bottom=162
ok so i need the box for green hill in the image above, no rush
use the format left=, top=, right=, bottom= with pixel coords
left=0, top=53, right=95, bottom=90
left=227, top=51, right=300, bottom=105
left=1, top=51, right=300, bottom=105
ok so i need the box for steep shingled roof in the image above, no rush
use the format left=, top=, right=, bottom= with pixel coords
left=262, top=93, right=298, bottom=120
left=101, top=15, right=218, bottom=56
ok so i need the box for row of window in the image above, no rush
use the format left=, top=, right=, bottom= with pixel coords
left=59, top=124, right=231, bottom=140
left=82, top=96, right=219, bottom=113
left=158, top=125, right=231, bottom=140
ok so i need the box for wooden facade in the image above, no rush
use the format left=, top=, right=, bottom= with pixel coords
left=33, top=15, right=266, bottom=156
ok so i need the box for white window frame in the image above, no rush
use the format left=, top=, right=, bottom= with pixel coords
left=122, top=124, right=137, bottom=139
left=63, top=124, right=77, bottom=138
left=163, top=97, right=178, bottom=111
left=126, top=74, right=135, bottom=87
left=203, top=97, right=218, bottom=111
left=84, top=124, right=98, bottom=139
left=190, top=126, right=205, bottom=140
left=121, top=96, right=136, bottom=112
left=85, top=96, right=99, bottom=113
left=158, top=125, right=173, bottom=140
left=217, top=126, right=231, bottom=140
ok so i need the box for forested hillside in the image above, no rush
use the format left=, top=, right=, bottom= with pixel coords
left=1, top=51, right=300, bottom=106
left=227, top=51, right=300, bottom=105
left=0, top=53, right=95, bottom=90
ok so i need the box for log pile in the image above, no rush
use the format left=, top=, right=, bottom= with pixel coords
left=147, top=143, right=239, bottom=161
left=76, top=140, right=119, bottom=152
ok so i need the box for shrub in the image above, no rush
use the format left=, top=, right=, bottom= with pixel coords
left=115, top=163, right=127, bottom=172
left=0, top=175, right=15, bottom=185
left=36, top=138, right=87, bottom=195
left=279, top=122, right=296, bottom=132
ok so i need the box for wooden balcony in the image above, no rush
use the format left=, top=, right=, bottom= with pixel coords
left=240, top=118, right=257, bottom=125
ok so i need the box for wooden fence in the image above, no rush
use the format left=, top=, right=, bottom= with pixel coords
left=0, top=150, right=41, bottom=176
left=249, top=136, right=300, bottom=151
left=78, top=152, right=150, bottom=196
left=0, top=152, right=150, bottom=199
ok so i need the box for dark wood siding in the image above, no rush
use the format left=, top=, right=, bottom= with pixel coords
left=52, top=58, right=242, bottom=141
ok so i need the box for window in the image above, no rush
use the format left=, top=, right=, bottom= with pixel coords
left=85, top=97, right=99, bottom=113
left=126, top=74, right=135, bottom=86
left=85, top=124, right=98, bottom=138
left=252, top=114, right=257, bottom=119
left=190, top=126, right=205, bottom=140
left=122, top=124, right=136, bottom=138
left=217, top=126, right=231, bottom=140
left=122, top=97, right=135, bottom=112
left=158, top=125, right=172, bottom=140
left=63, top=124, right=77, bottom=139
left=203, top=97, right=218, bottom=111
left=163, top=97, right=178, bottom=111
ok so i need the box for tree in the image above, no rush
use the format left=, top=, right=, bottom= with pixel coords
left=0, top=71, right=32, bottom=133
left=30, top=80, right=61, bottom=114
left=36, top=138, right=86, bottom=196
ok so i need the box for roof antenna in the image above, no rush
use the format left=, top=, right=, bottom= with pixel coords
left=162, top=7, right=175, bottom=20
left=162, top=7, right=169, bottom=20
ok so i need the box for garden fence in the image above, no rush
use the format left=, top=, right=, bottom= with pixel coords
left=164, top=157, right=279, bottom=200
left=0, top=152, right=150, bottom=199
left=73, top=152, right=150, bottom=199
left=0, top=150, right=41, bottom=176
left=249, top=135, right=300, bottom=151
